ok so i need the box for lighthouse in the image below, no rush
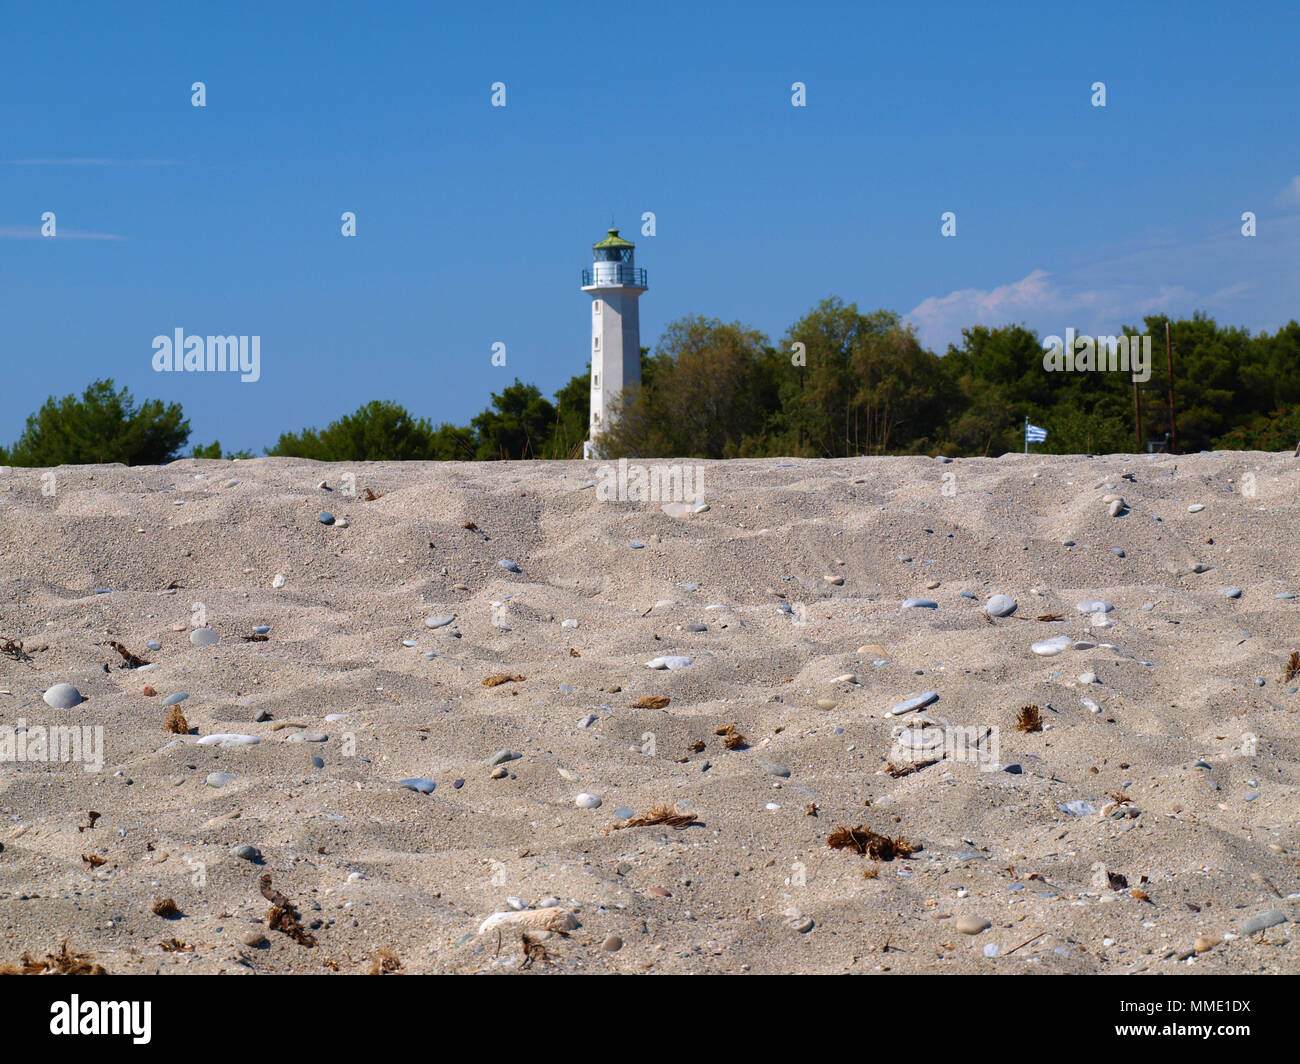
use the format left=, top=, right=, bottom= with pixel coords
left=581, top=228, right=647, bottom=459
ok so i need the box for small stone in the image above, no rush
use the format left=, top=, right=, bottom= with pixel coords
left=190, top=628, right=220, bottom=646
left=311, top=756, right=324, bottom=768
left=162, top=692, right=189, bottom=706
left=1194, top=935, right=1221, bottom=953
left=205, top=772, right=237, bottom=788
left=575, top=793, right=602, bottom=809
left=646, top=655, right=692, bottom=670
left=286, top=731, right=328, bottom=743
left=816, top=698, right=837, bottom=710
left=758, top=760, right=792, bottom=778
left=683, top=623, right=708, bottom=632
left=499, top=559, right=522, bottom=573
left=647, top=886, right=672, bottom=898
left=272, top=573, right=287, bottom=588
left=824, top=575, right=844, bottom=586
left=141, top=685, right=157, bottom=696
left=424, top=614, right=456, bottom=629
left=1032, top=636, right=1072, bottom=656
left=43, top=683, right=84, bottom=709
left=956, top=916, right=992, bottom=935
left=602, top=934, right=623, bottom=952
left=1108, top=499, right=1125, bottom=517
left=1239, top=909, right=1286, bottom=934
left=901, top=598, right=938, bottom=610
left=629, top=540, right=645, bottom=549
left=889, top=691, right=939, bottom=716
left=255, top=709, right=272, bottom=722
left=317, top=512, right=335, bottom=525
left=984, top=594, right=1017, bottom=617
left=399, top=777, right=436, bottom=794
left=196, top=733, right=260, bottom=746
left=1224, top=587, right=1242, bottom=598
left=1077, top=600, right=1113, bottom=613
left=489, top=749, right=522, bottom=766
left=1188, top=504, right=1205, bottom=513
left=241, top=931, right=269, bottom=948
left=490, top=766, right=508, bottom=779
left=562, top=619, right=579, bottom=628
left=230, top=844, right=262, bottom=862
left=1079, top=671, right=1098, bottom=684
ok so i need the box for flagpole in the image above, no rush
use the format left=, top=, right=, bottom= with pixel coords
left=1024, top=416, right=1028, bottom=455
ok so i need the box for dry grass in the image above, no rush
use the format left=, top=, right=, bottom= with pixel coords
left=826, top=824, right=918, bottom=861
left=0, top=942, right=108, bottom=974
left=482, top=673, right=525, bottom=687
left=163, top=706, right=190, bottom=734
left=611, top=803, right=698, bottom=831
left=1015, top=705, right=1044, bottom=733
left=1284, top=651, right=1300, bottom=683
left=630, top=695, right=670, bottom=709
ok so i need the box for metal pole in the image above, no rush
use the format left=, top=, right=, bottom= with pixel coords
left=1024, top=416, right=1028, bottom=455
left=1166, top=321, right=1177, bottom=453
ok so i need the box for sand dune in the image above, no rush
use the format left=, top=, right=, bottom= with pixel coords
left=0, top=452, right=1295, bottom=973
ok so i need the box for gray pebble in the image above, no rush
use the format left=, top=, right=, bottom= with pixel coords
left=317, top=512, right=335, bottom=525
left=1224, top=587, right=1242, bottom=598
left=1239, top=909, right=1286, bottom=934
left=499, top=559, right=522, bottom=573
left=901, top=598, right=938, bottom=610
left=162, top=692, right=189, bottom=706
left=758, top=760, right=792, bottom=778
left=984, top=594, right=1017, bottom=617
left=205, top=772, right=237, bottom=788
left=43, top=683, right=84, bottom=709
left=190, top=628, right=220, bottom=646
left=399, top=777, right=436, bottom=794
left=489, top=749, right=522, bottom=766
left=424, top=614, right=456, bottom=629
left=230, top=844, right=262, bottom=862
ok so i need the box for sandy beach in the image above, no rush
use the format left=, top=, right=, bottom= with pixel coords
left=0, top=452, right=1296, bottom=974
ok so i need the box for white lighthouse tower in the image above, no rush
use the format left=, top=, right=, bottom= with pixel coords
left=581, top=228, right=647, bottom=459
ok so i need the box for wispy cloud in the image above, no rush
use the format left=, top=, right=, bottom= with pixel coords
left=0, top=226, right=123, bottom=241
left=1276, top=175, right=1300, bottom=208
left=1, top=158, right=181, bottom=167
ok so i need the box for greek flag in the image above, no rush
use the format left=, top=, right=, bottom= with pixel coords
left=1025, top=422, right=1047, bottom=443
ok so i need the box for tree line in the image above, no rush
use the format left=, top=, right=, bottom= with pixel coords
left=3, top=299, right=1298, bottom=466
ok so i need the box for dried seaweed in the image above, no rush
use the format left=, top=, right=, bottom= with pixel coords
left=368, top=949, right=402, bottom=974
left=77, top=811, right=100, bottom=833
left=520, top=932, right=554, bottom=969
left=630, top=695, right=670, bottom=709
left=81, top=854, right=106, bottom=869
left=826, top=824, right=918, bottom=861
left=611, top=803, right=698, bottom=831
left=151, top=897, right=182, bottom=918
left=158, top=938, right=192, bottom=953
left=715, top=722, right=747, bottom=749
left=362, top=487, right=384, bottom=501
left=1015, top=705, right=1043, bottom=733
left=1036, top=613, right=1065, bottom=622
left=1, top=637, right=32, bottom=663
left=259, top=874, right=316, bottom=947
left=482, top=673, right=525, bottom=687
left=104, top=640, right=149, bottom=668
left=242, top=633, right=269, bottom=642
left=1284, top=651, right=1300, bottom=683
left=164, top=706, right=190, bottom=734
left=0, top=941, right=108, bottom=975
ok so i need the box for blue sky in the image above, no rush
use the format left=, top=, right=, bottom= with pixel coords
left=2, top=0, right=1297, bottom=454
